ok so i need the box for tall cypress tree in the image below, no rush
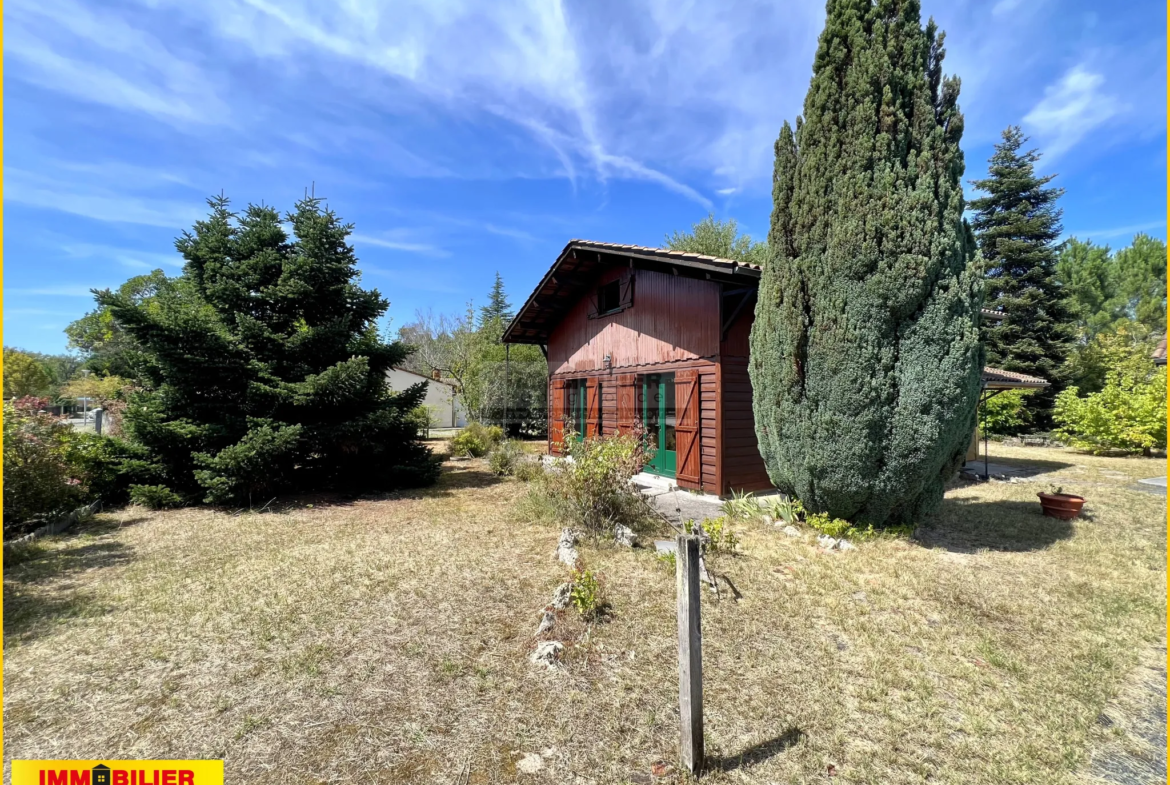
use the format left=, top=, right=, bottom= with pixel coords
left=99, top=195, right=439, bottom=504
left=749, top=0, right=983, bottom=527
left=970, top=126, right=1074, bottom=428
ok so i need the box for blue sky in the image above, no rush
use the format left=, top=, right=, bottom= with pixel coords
left=4, top=0, right=1166, bottom=354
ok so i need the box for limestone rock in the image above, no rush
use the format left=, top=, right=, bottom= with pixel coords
left=817, top=534, right=839, bottom=550
left=556, top=528, right=581, bottom=566
left=530, top=640, right=564, bottom=669
left=535, top=609, right=555, bottom=637
left=782, top=525, right=801, bottom=538
left=551, top=582, right=573, bottom=610
left=613, top=524, right=636, bottom=547
left=837, top=539, right=857, bottom=551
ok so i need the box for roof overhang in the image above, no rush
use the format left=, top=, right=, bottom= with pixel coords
left=502, top=240, right=761, bottom=345
left=980, top=366, right=1048, bottom=390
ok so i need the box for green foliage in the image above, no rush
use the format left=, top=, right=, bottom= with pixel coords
left=3, top=348, right=54, bottom=399
left=3, top=398, right=86, bottom=531
left=979, top=389, right=1035, bottom=436
left=405, top=405, right=439, bottom=437
left=66, top=270, right=167, bottom=377
left=805, top=512, right=853, bottom=539
left=971, top=127, right=1075, bottom=428
left=129, top=484, right=185, bottom=509
left=523, top=430, right=653, bottom=533
left=720, top=489, right=759, bottom=521
left=1057, top=238, right=1125, bottom=339
left=1114, top=234, right=1167, bottom=334
left=1054, top=331, right=1166, bottom=455
left=60, top=432, right=158, bottom=506
left=513, top=458, right=546, bottom=483
left=452, top=422, right=504, bottom=458
left=765, top=495, right=804, bottom=526
left=95, top=195, right=437, bottom=505
left=700, top=516, right=739, bottom=554
left=486, top=439, right=524, bottom=476
left=749, top=5, right=982, bottom=527
left=805, top=511, right=913, bottom=542
left=656, top=550, right=677, bottom=571
left=479, top=271, right=514, bottom=326
left=664, top=214, right=768, bottom=266
left=569, top=564, right=605, bottom=620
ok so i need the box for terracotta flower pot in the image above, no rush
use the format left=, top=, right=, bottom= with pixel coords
left=1037, top=492, right=1085, bottom=520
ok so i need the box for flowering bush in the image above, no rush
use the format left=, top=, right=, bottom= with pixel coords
left=3, top=397, right=86, bottom=532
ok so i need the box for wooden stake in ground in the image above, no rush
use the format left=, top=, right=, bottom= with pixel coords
left=676, top=534, right=704, bottom=774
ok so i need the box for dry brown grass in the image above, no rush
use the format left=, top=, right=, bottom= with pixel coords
left=4, top=443, right=1165, bottom=784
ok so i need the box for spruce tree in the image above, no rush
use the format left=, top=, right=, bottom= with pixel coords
left=479, top=272, right=514, bottom=326
left=970, top=126, right=1074, bottom=428
left=98, top=195, right=438, bottom=505
left=749, top=0, right=983, bottom=527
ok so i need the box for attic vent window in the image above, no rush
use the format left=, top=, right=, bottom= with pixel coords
left=597, top=280, right=621, bottom=315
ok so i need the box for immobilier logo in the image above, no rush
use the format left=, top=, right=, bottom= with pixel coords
left=11, top=761, right=224, bottom=785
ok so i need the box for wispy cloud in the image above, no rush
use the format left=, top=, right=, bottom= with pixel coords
left=1024, top=65, right=1123, bottom=159
left=61, top=243, right=183, bottom=270
left=362, top=264, right=464, bottom=294
left=6, top=166, right=203, bottom=228
left=350, top=233, right=448, bottom=256
left=8, top=286, right=105, bottom=297
left=1065, top=220, right=1166, bottom=240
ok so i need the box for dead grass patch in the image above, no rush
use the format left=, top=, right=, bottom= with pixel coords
left=4, top=444, right=1164, bottom=784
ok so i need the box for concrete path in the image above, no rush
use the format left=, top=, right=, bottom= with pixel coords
left=631, top=473, right=724, bottom=526
left=1083, top=646, right=1167, bottom=785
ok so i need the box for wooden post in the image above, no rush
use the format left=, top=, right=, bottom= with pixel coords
left=676, top=534, right=704, bottom=774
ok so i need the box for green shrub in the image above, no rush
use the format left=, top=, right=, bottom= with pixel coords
left=720, top=489, right=759, bottom=521
left=487, top=440, right=524, bottom=476
left=129, top=484, right=184, bottom=509
left=980, top=390, right=1035, bottom=436
left=700, top=516, right=739, bottom=553
left=513, top=458, right=546, bottom=483
left=61, top=432, right=159, bottom=506
left=766, top=495, right=804, bottom=526
left=405, top=405, right=438, bottom=437
left=805, top=512, right=853, bottom=539
left=522, top=430, right=654, bottom=533
left=569, top=564, right=605, bottom=619
left=451, top=422, right=504, bottom=458
left=3, top=398, right=86, bottom=532
left=1054, top=332, right=1166, bottom=455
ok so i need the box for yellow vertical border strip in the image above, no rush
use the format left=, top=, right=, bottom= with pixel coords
left=1, top=0, right=7, bottom=767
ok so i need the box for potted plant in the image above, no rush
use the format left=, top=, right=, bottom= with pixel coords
left=1037, top=485, right=1085, bottom=520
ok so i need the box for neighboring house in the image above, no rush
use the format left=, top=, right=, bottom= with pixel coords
left=385, top=367, right=467, bottom=428
left=1153, top=335, right=1166, bottom=366
left=503, top=240, right=1046, bottom=496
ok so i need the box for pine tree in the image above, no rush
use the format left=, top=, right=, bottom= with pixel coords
left=98, top=195, right=439, bottom=504
left=749, top=0, right=983, bottom=527
left=479, top=272, right=513, bottom=326
left=970, top=126, right=1074, bottom=428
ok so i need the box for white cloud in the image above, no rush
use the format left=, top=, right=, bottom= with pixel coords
left=1023, top=65, right=1123, bottom=159
left=6, top=167, right=203, bottom=227
left=61, top=243, right=184, bottom=270
left=350, top=233, right=447, bottom=256
left=991, top=0, right=1026, bottom=16
left=362, top=264, right=464, bottom=294
left=8, top=286, right=104, bottom=297
left=1065, top=220, right=1166, bottom=240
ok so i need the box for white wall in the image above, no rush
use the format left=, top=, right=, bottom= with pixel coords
left=385, top=368, right=467, bottom=428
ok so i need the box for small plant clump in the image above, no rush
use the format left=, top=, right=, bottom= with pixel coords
left=720, top=489, right=759, bottom=521
left=451, top=422, right=504, bottom=458
left=766, top=495, right=805, bottom=526
left=520, top=429, right=654, bottom=534
left=130, top=484, right=184, bottom=510
left=699, top=516, right=739, bottom=554
left=805, top=511, right=913, bottom=542
left=486, top=440, right=524, bottom=476
left=569, top=563, right=605, bottom=620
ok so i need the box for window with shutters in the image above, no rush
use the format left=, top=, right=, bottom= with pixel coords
left=588, top=271, right=634, bottom=319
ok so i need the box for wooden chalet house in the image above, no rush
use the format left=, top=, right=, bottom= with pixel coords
left=503, top=240, right=1046, bottom=497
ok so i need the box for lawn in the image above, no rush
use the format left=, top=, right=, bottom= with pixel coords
left=3, top=442, right=1165, bottom=784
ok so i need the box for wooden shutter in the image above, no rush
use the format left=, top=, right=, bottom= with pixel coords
left=616, top=374, right=637, bottom=434
left=675, top=369, right=701, bottom=486
left=550, top=378, right=566, bottom=455
left=619, top=271, right=635, bottom=309
left=586, top=378, right=601, bottom=438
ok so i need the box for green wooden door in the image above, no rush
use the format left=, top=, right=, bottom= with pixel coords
left=566, top=379, right=587, bottom=442
left=642, top=373, right=676, bottom=476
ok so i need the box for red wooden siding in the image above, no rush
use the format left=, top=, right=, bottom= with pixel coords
left=547, top=267, right=721, bottom=375
left=700, top=368, right=718, bottom=493
left=615, top=373, right=636, bottom=435
left=719, top=357, right=772, bottom=493
left=675, top=369, right=701, bottom=486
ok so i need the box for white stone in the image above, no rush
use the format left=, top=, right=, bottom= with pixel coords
left=535, top=609, right=555, bottom=637
left=782, top=525, right=801, bottom=538
left=613, top=523, right=636, bottom=547
left=530, top=640, right=564, bottom=669
left=761, top=515, right=775, bottom=527
left=817, top=534, right=839, bottom=550
left=837, top=540, right=857, bottom=551
left=551, top=582, right=573, bottom=610
left=556, top=528, right=581, bottom=566
left=516, top=753, right=544, bottom=773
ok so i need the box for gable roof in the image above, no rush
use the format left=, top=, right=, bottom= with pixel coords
left=1153, top=335, right=1167, bottom=366
left=503, top=239, right=761, bottom=344
left=388, top=366, right=458, bottom=387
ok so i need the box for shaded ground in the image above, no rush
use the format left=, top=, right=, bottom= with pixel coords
left=3, top=443, right=1165, bottom=784
left=1082, top=645, right=1167, bottom=785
